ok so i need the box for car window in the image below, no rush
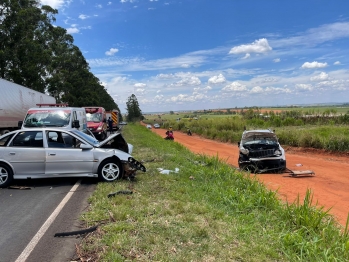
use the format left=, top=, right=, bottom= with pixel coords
left=11, top=131, right=43, bottom=147
left=0, top=133, right=16, bottom=147
left=71, top=130, right=99, bottom=145
left=47, top=131, right=83, bottom=148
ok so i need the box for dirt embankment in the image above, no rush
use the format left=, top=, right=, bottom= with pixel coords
left=149, top=126, right=349, bottom=227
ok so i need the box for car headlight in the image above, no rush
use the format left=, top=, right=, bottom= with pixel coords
left=274, top=149, right=282, bottom=156
left=240, top=148, right=249, bottom=155
left=97, top=126, right=103, bottom=131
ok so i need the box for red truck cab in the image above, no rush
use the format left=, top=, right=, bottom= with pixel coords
left=84, top=107, right=107, bottom=140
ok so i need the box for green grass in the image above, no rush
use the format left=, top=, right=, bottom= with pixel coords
left=78, top=123, right=349, bottom=261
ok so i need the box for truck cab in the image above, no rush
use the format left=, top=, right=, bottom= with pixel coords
left=19, top=104, right=88, bottom=133
left=84, top=107, right=108, bottom=140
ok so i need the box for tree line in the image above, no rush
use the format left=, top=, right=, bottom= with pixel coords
left=0, top=0, right=121, bottom=113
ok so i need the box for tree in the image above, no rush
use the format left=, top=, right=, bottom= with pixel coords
left=0, top=0, right=122, bottom=114
left=126, top=94, right=142, bottom=122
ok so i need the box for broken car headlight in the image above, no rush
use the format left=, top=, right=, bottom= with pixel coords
left=240, top=148, right=249, bottom=155
left=274, top=149, right=282, bottom=156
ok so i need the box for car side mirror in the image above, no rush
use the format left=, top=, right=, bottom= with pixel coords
left=18, top=120, right=23, bottom=128
left=80, top=143, right=93, bottom=149
left=237, top=142, right=240, bottom=147
left=72, top=120, right=80, bottom=128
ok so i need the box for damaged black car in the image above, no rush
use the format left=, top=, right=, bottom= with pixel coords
left=238, top=129, right=286, bottom=173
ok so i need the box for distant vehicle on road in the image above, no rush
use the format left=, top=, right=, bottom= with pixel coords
left=146, top=124, right=152, bottom=129
left=153, top=123, right=160, bottom=128
left=119, top=121, right=127, bottom=125
left=0, top=127, right=146, bottom=188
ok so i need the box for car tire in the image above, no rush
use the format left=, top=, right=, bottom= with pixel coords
left=98, top=159, right=123, bottom=182
left=0, top=163, right=13, bottom=188
left=99, top=131, right=107, bottom=141
left=242, top=164, right=258, bottom=173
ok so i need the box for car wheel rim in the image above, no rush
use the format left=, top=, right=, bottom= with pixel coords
left=102, top=163, right=120, bottom=181
left=0, top=167, right=8, bottom=185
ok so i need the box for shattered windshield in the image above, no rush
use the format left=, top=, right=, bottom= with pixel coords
left=86, top=113, right=102, bottom=122
left=23, top=109, right=71, bottom=127
left=242, top=133, right=278, bottom=146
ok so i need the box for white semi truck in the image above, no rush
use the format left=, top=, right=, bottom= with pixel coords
left=0, top=78, right=56, bottom=135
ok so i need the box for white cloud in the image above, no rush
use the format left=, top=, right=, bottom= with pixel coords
left=250, top=86, right=264, bottom=93
left=296, top=84, right=313, bottom=91
left=310, top=72, right=329, bottom=81
left=208, top=74, right=226, bottom=84
left=229, top=38, right=272, bottom=55
left=96, top=4, right=102, bottom=8
left=334, top=61, right=341, bottom=65
left=156, top=73, right=176, bottom=80
left=78, top=14, right=89, bottom=20
left=301, top=61, right=328, bottom=69
left=105, top=48, right=119, bottom=56
left=154, top=95, right=164, bottom=101
left=222, top=82, right=247, bottom=92
left=273, top=58, right=281, bottom=63
left=193, top=86, right=212, bottom=95
left=242, top=53, right=251, bottom=59
left=173, top=76, right=201, bottom=87
left=272, top=22, right=349, bottom=48
left=134, top=83, right=146, bottom=88
left=66, top=27, right=79, bottom=34
left=40, top=0, right=66, bottom=9
left=136, top=88, right=146, bottom=94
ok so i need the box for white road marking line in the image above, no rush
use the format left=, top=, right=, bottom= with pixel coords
left=15, top=180, right=81, bottom=262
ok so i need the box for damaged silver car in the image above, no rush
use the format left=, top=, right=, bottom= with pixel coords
left=0, top=128, right=146, bottom=188
left=238, top=129, right=286, bottom=173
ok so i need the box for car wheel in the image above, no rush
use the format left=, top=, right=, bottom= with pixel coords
left=100, top=131, right=107, bottom=141
left=98, top=159, right=123, bottom=182
left=0, top=163, right=13, bottom=188
left=242, top=164, right=258, bottom=173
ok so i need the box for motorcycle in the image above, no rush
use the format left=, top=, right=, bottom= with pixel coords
left=165, top=130, right=174, bottom=140
left=187, top=129, right=192, bottom=136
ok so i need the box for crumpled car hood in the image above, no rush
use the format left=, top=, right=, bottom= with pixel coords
left=97, top=132, right=132, bottom=154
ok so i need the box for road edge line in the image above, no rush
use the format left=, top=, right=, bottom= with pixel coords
left=15, top=180, right=81, bottom=262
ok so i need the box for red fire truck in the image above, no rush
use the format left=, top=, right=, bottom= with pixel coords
left=84, top=107, right=108, bottom=140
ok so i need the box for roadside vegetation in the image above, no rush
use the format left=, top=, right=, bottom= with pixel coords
left=144, top=106, right=349, bottom=152
left=77, top=123, right=349, bottom=261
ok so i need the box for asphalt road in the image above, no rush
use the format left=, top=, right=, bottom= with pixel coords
left=0, top=177, right=97, bottom=262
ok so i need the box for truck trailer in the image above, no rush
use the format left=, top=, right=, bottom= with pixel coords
left=0, top=78, right=56, bottom=135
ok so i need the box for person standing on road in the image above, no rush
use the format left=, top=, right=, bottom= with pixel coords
left=108, top=117, right=113, bottom=134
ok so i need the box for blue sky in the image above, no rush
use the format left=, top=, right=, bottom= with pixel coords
left=41, top=0, right=349, bottom=113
